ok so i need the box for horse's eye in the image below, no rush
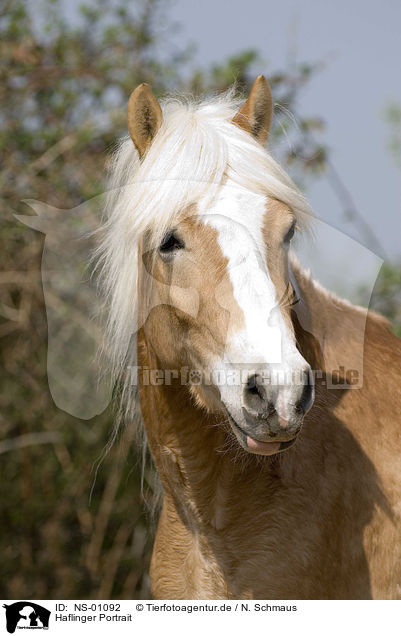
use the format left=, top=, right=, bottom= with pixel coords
left=284, top=221, right=296, bottom=244
left=159, top=231, right=184, bottom=254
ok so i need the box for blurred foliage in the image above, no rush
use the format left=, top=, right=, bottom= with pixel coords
left=362, top=103, right=401, bottom=339
left=0, top=0, right=398, bottom=601
left=385, top=102, right=401, bottom=170
left=368, top=263, right=401, bottom=338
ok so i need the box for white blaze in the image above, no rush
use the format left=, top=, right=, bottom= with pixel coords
left=200, top=184, right=308, bottom=421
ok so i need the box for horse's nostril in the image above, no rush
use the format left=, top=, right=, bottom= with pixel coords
left=247, top=374, right=260, bottom=395
left=246, top=374, right=265, bottom=400
left=244, top=374, right=272, bottom=415
left=295, top=372, right=314, bottom=413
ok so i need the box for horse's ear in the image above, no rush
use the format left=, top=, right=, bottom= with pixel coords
left=232, top=75, right=273, bottom=144
left=128, top=83, right=163, bottom=158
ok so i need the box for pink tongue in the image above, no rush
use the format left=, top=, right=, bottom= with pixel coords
left=246, top=436, right=281, bottom=456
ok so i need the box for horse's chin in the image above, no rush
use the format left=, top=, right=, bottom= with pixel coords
left=226, top=411, right=298, bottom=456
left=189, top=384, right=300, bottom=456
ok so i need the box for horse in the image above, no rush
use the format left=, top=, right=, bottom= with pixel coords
left=98, top=76, right=401, bottom=599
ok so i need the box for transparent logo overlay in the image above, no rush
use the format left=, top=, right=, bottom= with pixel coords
left=13, top=187, right=383, bottom=419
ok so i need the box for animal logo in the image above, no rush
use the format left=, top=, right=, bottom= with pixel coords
left=2, top=602, right=50, bottom=633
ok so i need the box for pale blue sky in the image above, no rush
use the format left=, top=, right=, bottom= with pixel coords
left=169, top=0, right=401, bottom=266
